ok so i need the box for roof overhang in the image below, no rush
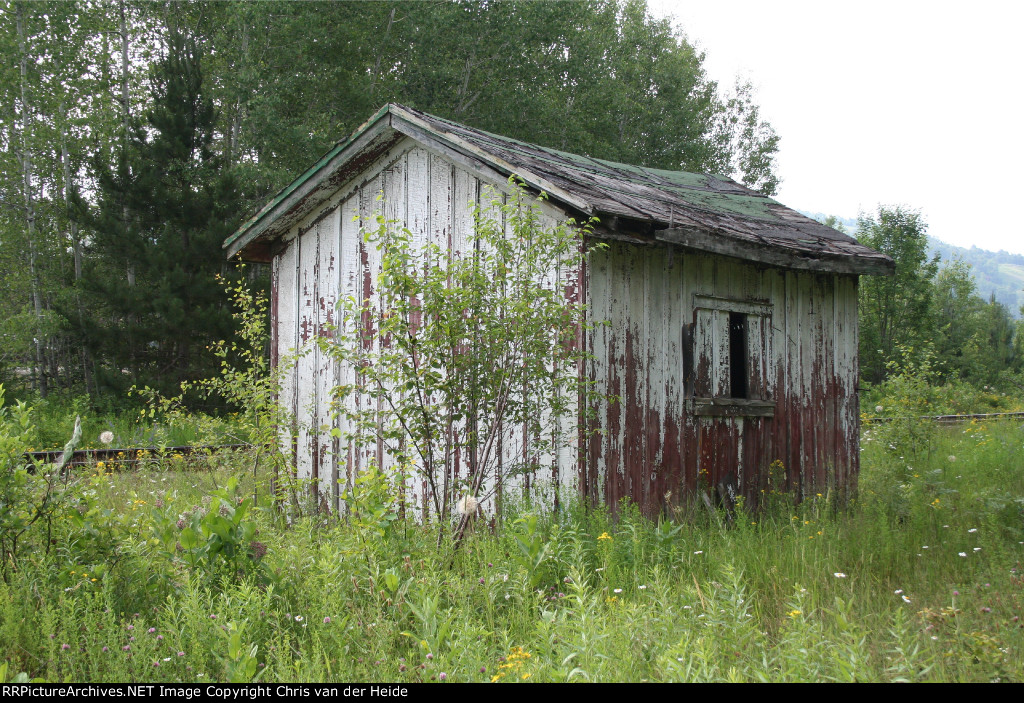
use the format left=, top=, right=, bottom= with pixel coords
left=225, top=103, right=894, bottom=277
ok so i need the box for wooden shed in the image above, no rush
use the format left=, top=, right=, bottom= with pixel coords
left=224, top=103, right=894, bottom=517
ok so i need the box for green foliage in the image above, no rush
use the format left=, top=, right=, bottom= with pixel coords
left=867, top=346, right=943, bottom=459
left=0, top=387, right=82, bottom=578
left=1, top=418, right=1024, bottom=681
left=328, top=180, right=601, bottom=544
left=73, top=25, right=242, bottom=398
left=857, top=206, right=939, bottom=384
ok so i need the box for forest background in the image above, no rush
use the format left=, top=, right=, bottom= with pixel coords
left=0, top=0, right=1019, bottom=416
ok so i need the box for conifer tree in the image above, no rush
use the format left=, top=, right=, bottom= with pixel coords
left=76, top=27, right=240, bottom=397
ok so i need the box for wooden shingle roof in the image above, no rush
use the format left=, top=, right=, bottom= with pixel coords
left=225, top=103, right=893, bottom=275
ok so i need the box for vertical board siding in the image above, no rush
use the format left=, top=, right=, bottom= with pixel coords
left=587, top=244, right=861, bottom=516
left=271, top=141, right=863, bottom=519
left=272, top=143, right=581, bottom=518
left=276, top=241, right=299, bottom=470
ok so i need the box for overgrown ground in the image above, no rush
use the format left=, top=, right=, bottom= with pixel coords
left=1, top=419, right=1022, bottom=683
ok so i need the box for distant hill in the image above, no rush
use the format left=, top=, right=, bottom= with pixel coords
left=804, top=212, right=1024, bottom=317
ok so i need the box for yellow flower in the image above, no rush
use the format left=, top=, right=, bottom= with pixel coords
left=597, top=532, right=612, bottom=541
left=788, top=609, right=801, bottom=618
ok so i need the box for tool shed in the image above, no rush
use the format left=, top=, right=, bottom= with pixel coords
left=225, top=103, right=893, bottom=516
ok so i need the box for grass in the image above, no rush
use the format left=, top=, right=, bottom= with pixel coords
left=0, top=420, right=1022, bottom=682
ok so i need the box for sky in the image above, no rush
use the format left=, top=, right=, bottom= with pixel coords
left=646, top=1, right=1024, bottom=255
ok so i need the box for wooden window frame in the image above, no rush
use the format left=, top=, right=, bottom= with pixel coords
left=689, top=295, right=774, bottom=418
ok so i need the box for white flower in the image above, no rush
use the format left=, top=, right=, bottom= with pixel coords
left=959, top=552, right=967, bottom=557
left=613, top=588, right=622, bottom=593
left=901, top=595, right=911, bottom=603
left=295, top=615, right=303, bottom=622
left=968, top=528, right=978, bottom=533
left=456, top=495, right=479, bottom=516
left=875, top=405, right=884, bottom=414
left=694, top=550, right=703, bottom=555
left=638, top=585, right=647, bottom=590
left=833, top=573, right=847, bottom=578
left=894, top=589, right=903, bottom=594
left=99, top=431, right=114, bottom=445
left=973, top=547, right=981, bottom=552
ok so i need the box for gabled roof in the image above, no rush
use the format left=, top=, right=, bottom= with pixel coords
left=224, top=103, right=893, bottom=275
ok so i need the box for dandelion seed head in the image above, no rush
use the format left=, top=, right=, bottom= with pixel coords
left=100, top=431, right=114, bottom=445
left=456, top=495, right=479, bottom=516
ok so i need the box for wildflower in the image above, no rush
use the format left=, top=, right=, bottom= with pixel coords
left=148, top=628, right=156, bottom=634
left=102, top=647, right=109, bottom=653
left=833, top=573, right=847, bottom=578
left=968, top=528, right=978, bottom=533
left=597, top=532, right=612, bottom=541
left=61, top=644, right=70, bottom=651
left=177, top=652, right=185, bottom=657
left=100, top=431, right=114, bottom=445
left=694, top=550, right=703, bottom=555
left=426, top=653, right=433, bottom=660
left=456, top=495, right=479, bottom=515
left=959, top=552, right=967, bottom=557
left=788, top=609, right=801, bottom=617
left=875, top=405, right=884, bottom=413
left=439, top=673, right=447, bottom=681
left=981, top=607, right=992, bottom=613
left=895, top=589, right=903, bottom=594
left=613, top=588, right=622, bottom=593
left=295, top=616, right=304, bottom=622
left=639, top=585, right=647, bottom=589
left=953, top=591, right=960, bottom=596
left=901, top=595, right=911, bottom=603
left=948, top=455, right=956, bottom=463
left=973, top=547, right=981, bottom=552
left=323, top=617, right=331, bottom=624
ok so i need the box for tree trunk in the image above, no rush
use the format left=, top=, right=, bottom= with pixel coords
left=17, top=2, right=47, bottom=398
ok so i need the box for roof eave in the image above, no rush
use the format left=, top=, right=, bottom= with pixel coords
left=224, top=104, right=395, bottom=260
left=657, top=226, right=895, bottom=276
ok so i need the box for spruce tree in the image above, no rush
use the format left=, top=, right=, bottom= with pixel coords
left=76, top=28, right=240, bottom=398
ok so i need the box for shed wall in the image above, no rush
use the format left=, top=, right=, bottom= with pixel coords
left=272, top=141, right=580, bottom=516
left=586, top=241, right=860, bottom=515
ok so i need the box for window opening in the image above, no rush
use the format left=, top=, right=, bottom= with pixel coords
left=728, top=312, right=748, bottom=399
